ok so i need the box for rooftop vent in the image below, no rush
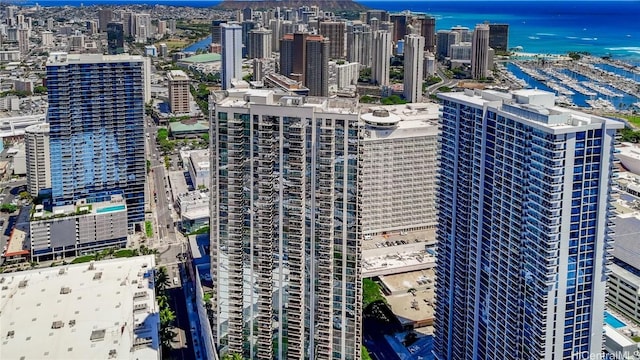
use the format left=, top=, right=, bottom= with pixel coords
left=69, top=320, right=76, bottom=327
left=7, top=330, right=15, bottom=338
left=108, top=349, right=117, bottom=358
left=60, top=287, right=71, bottom=294
left=93, top=272, right=102, bottom=281
left=51, top=321, right=64, bottom=329
left=90, top=329, right=106, bottom=342
left=18, top=280, right=27, bottom=288
left=88, top=263, right=95, bottom=271
left=372, top=109, right=390, bottom=118
left=58, top=268, right=66, bottom=275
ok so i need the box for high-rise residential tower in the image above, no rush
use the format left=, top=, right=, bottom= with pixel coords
left=304, top=34, right=329, bottom=96
left=209, top=89, right=362, bottom=360
left=435, top=89, right=623, bottom=360
left=318, top=20, right=346, bottom=59
left=346, top=22, right=372, bottom=68
left=211, top=19, right=227, bottom=45
left=167, top=70, right=191, bottom=114
left=25, top=123, right=51, bottom=198
left=221, top=23, right=242, bottom=90
left=248, top=28, right=272, bottom=59
left=371, top=30, right=391, bottom=86
left=279, top=33, right=329, bottom=96
left=98, top=8, right=113, bottom=32
left=46, top=52, right=146, bottom=226
left=403, top=34, right=424, bottom=103
left=471, top=24, right=490, bottom=80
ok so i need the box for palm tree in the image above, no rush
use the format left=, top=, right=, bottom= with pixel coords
left=155, top=266, right=170, bottom=294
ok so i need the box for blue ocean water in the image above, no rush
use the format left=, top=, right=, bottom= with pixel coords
left=21, top=0, right=640, bottom=64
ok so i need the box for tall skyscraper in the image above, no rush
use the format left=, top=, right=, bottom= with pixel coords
left=107, top=22, right=124, bottom=55
left=209, top=89, right=361, bottom=360
left=167, top=70, right=191, bottom=114
left=221, top=23, right=242, bottom=90
left=389, top=14, right=408, bottom=42
left=248, top=28, right=272, bottom=59
left=471, top=24, right=490, bottom=80
left=268, top=18, right=281, bottom=52
left=241, top=20, right=256, bottom=58
left=279, top=33, right=329, bottom=96
left=318, top=20, right=346, bottom=59
left=17, top=28, right=29, bottom=55
left=46, top=52, right=146, bottom=226
left=305, top=34, right=329, bottom=96
left=488, top=23, right=509, bottom=52
left=435, top=89, right=622, bottom=360
left=420, top=16, right=436, bottom=52
left=371, top=30, right=391, bottom=86
left=211, top=19, right=227, bottom=45
left=346, top=22, right=372, bottom=68
left=25, top=123, right=51, bottom=198
left=98, top=8, right=113, bottom=32
left=435, top=30, right=451, bottom=59
left=403, top=34, right=424, bottom=103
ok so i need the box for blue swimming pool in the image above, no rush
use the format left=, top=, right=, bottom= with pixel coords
left=96, top=204, right=126, bottom=214
left=604, top=311, right=626, bottom=329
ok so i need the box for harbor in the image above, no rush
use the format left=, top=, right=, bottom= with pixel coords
left=500, top=55, right=640, bottom=112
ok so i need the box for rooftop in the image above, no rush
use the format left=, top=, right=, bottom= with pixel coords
left=0, top=256, right=159, bottom=360
left=179, top=53, right=221, bottom=64
left=31, top=195, right=127, bottom=221
left=360, top=103, right=440, bottom=140
left=167, top=69, right=189, bottom=81
left=47, top=52, right=144, bottom=65
left=440, top=89, right=625, bottom=133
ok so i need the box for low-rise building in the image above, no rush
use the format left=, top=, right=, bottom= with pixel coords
left=608, top=261, right=640, bottom=325
left=187, top=149, right=210, bottom=189
left=176, top=190, right=209, bottom=233
left=0, top=256, right=160, bottom=360
left=30, top=195, right=128, bottom=261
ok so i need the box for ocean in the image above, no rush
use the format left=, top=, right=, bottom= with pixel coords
left=20, top=0, right=640, bottom=64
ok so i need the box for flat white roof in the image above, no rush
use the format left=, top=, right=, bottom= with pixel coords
left=0, top=256, right=159, bottom=360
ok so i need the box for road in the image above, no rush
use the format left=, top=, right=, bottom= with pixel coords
left=0, top=179, right=27, bottom=264
left=147, top=117, right=176, bottom=247
left=425, top=65, right=459, bottom=96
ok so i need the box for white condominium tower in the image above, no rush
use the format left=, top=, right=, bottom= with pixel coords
left=209, top=90, right=362, bottom=360
left=360, top=104, right=439, bottom=235
left=403, top=34, right=425, bottom=103
left=435, top=89, right=622, bottom=359
left=371, top=30, right=391, bottom=86
left=221, top=23, right=242, bottom=90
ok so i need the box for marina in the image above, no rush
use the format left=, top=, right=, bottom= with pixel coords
left=502, top=57, right=640, bottom=111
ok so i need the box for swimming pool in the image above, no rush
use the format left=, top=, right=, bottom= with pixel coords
left=604, top=311, right=626, bottom=329
left=96, top=204, right=126, bottom=214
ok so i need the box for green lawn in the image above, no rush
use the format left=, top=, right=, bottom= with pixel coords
left=609, top=113, right=640, bottom=128
left=363, top=278, right=386, bottom=307
left=189, top=226, right=210, bottom=235
left=114, top=249, right=135, bottom=258
left=70, top=255, right=94, bottom=264
left=145, top=220, right=153, bottom=238
left=632, top=335, right=640, bottom=342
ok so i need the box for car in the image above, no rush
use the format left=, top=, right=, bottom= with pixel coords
left=364, top=234, right=372, bottom=240
left=173, top=277, right=179, bottom=285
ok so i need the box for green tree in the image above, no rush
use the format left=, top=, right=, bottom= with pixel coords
left=155, top=266, right=170, bottom=294
left=18, top=191, right=31, bottom=201
left=33, top=85, right=47, bottom=94
left=0, top=204, right=17, bottom=213
left=222, top=354, right=243, bottom=360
